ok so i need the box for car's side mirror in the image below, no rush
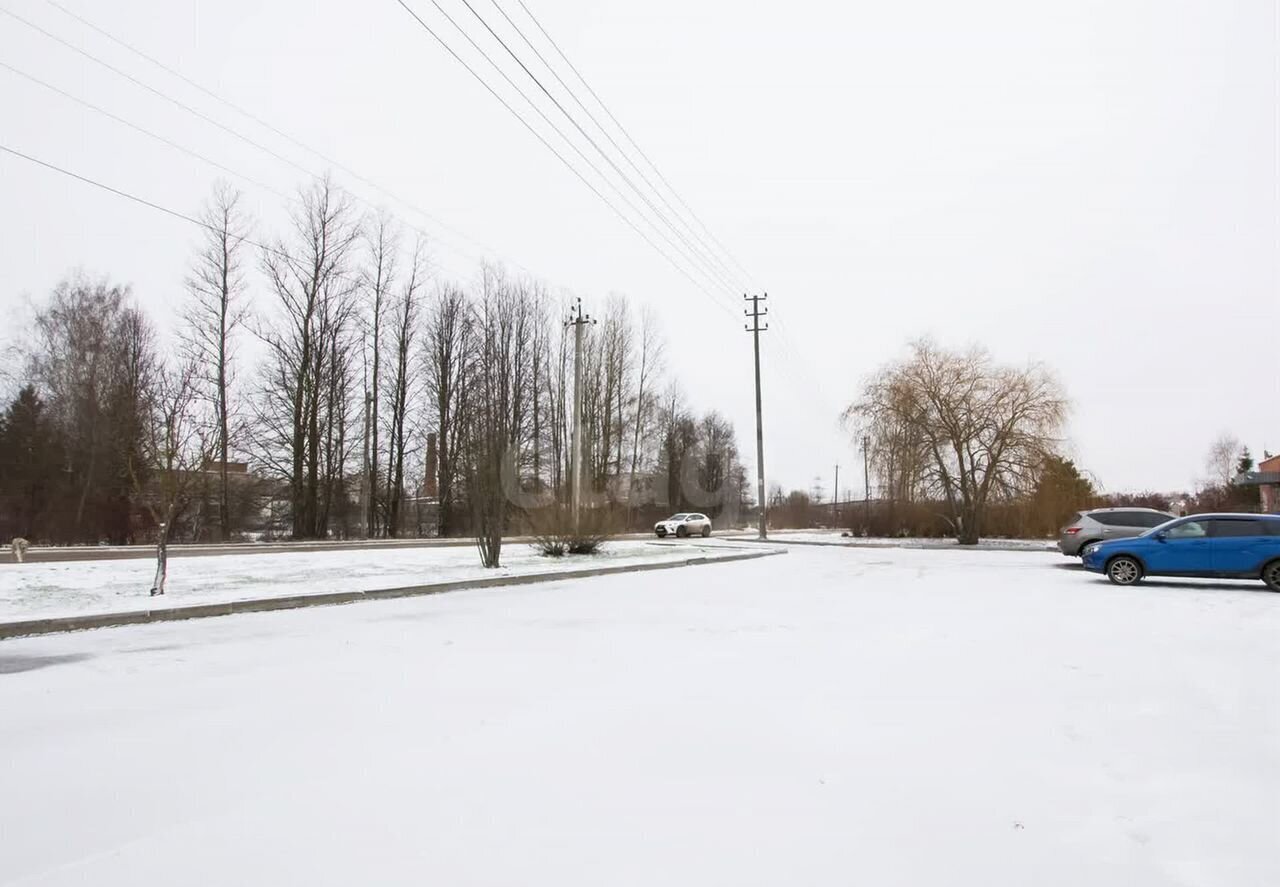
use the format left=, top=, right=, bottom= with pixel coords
left=1155, top=531, right=1168, bottom=543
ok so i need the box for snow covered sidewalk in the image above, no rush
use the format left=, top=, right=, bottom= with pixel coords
left=1, top=545, right=1276, bottom=885
left=0, top=538, right=770, bottom=627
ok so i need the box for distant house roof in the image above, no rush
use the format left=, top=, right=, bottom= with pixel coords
left=1234, top=471, right=1280, bottom=487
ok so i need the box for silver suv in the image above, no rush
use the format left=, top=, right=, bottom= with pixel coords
left=1059, top=507, right=1175, bottom=556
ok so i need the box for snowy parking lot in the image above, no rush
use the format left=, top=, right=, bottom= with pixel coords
left=2, top=545, right=1277, bottom=886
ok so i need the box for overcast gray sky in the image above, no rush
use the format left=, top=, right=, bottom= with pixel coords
left=1, top=0, right=1276, bottom=495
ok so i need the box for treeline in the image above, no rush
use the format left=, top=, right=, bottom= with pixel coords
left=0, top=179, right=748, bottom=559
left=764, top=454, right=1096, bottom=538
left=765, top=429, right=1272, bottom=540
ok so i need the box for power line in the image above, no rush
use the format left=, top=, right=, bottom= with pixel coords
left=406, top=0, right=738, bottom=310
left=444, top=3, right=831, bottom=426
left=409, top=3, right=835, bottom=433
left=456, top=0, right=744, bottom=297
left=1, top=142, right=273, bottom=256
left=37, top=0, right=517, bottom=271
left=6, top=5, right=833, bottom=454
left=0, top=8, right=316, bottom=181
left=513, top=0, right=756, bottom=285
left=393, top=0, right=736, bottom=318
left=0, top=142, right=373, bottom=291
left=435, top=5, right=840, bottom=445
left=2, top=4, right=504, bottom=270
left=0, top=60, right=296, bottom=205
left=488, top=0, right=749, bottom=293
left=20, top=0, right=743, bottom=320
left=487, top=3, right=834, bottom=426
left=481, top=4, right=837, bottom=425
left=4, top=1, right=736, bottom=323
left=411, top=3, right=829, bottom=418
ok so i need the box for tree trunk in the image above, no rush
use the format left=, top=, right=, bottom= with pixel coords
left=149, top=519, right=172, bottom=596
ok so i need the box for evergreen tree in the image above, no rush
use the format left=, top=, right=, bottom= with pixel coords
left=1031, top=455, right=1096, bottom=535
left=1237, top=447, right=1255, bottom=476
left=0, top=386, right=61, bottom=539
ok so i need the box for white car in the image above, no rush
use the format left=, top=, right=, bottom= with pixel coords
left=654, top=513, right=712, bottom=539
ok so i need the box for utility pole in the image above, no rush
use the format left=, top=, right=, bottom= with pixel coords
left=566, top=298, right=594, bottom=531
left=833, top=463, right=839, bottom=527
left=862, top=434, right=871, bottom=529
left=361, top=391, right=372, bottom=539
left=744, top=293, right=768, bottom=540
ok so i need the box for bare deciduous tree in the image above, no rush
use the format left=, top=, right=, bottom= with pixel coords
left=383, top=238, right=425, bottom=537
left=424, top=284, right=473, bottom=538
left=849, top=339, right=1068, bottom=543
left=361, top=212, right=399, bottom=536
left=467, top=266, right=535, bottom=567
left=627, top=305, right=664, bottom=514
left=130, top=358, right=213, bottom=595
left=258, top=178, right=361, bottom=539
left=182, top=181, right=251, bottom=542
left=1204, top=433, right=1243, bottom=490
left=28, top=277, right=155, bottom=543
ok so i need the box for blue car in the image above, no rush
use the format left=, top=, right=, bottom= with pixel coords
left=1082, top=513, right=1280, bottom=591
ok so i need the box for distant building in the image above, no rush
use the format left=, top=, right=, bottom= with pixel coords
left=201, top=460, right=250, bottom=475
left=1234, top=454, right=1280, bottom=513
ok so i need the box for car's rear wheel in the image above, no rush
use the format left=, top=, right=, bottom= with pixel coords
left=676, top=525, right=688, bottom=538
left=1262, top=559, right=1280, bottom=593
left=1106, top=556, right=1143, bottom=586
left=701, top=525, right=711, bottom=538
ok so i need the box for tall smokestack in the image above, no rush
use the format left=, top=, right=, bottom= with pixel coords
left=425, top=432, right=438, bottom=499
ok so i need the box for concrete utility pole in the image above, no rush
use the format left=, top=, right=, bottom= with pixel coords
left=361, top=391, right=373, bottom=538
left=863, top=434, right=871, bottom=528
left=566, top=298, right=594, bottom=530
left=744, top=294, right=769, bottom=540
left=834, top=463, right=839, bottom=527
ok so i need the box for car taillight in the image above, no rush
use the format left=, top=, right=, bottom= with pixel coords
left=1064, top=527, right=1081, bottom=535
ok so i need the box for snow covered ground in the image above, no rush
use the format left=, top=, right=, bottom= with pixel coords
left=767, top=529, right=1056, bottom=550
left=0, top=538, right=754, bottom=623
left=2, top=546, right=1277, bottom=886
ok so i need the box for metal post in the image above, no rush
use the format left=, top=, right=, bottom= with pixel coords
left=834, top=463, right=839, bottom=527
left=745, top=294, right=768, bottom=540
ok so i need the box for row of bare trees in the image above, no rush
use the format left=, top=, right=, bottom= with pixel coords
left=0, top=178, right=749, bottom=563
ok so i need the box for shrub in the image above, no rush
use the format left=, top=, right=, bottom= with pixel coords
left=527, top=505, right=616, bottom=557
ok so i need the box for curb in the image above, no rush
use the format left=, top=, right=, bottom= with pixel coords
left=0, top=547, right=786, bottom=641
